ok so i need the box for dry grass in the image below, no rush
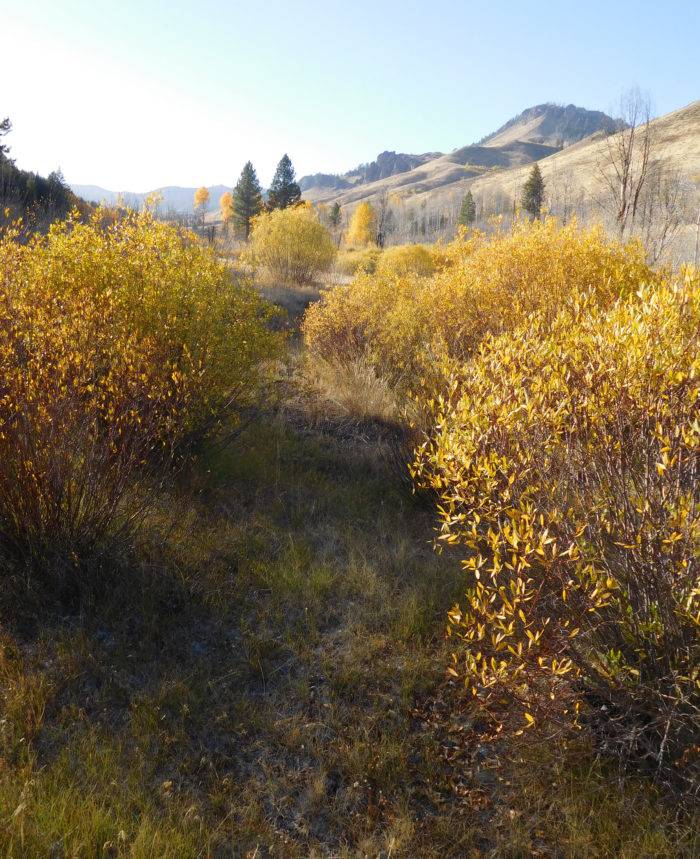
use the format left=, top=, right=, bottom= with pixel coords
left=295, top=356, right=404, bottom=425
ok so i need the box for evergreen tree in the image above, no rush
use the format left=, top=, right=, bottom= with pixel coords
left=0, top=117, right=12, bottom=161
left=233, top=161, right=263, bottom=239
left=521, top=163, right=545, bottom=220
left=267, top=154, right=301, bottom=210
left=329, top=201, right=341, bottom=227
left=458, top=190, right=476, bottom=226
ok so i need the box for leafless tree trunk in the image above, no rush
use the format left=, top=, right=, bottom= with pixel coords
left=637, top=166, right=689, bottom=263
left=375, top=192, right=394, bottom=248
left=598, top=88, right=654, bottom=239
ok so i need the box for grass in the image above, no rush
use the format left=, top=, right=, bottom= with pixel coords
left=0, top=294, right=697, bottom=857
left=0, top=414, right=469, bottom=857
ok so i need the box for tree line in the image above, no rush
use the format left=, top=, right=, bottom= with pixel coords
left=0, top=116, right=82, bottom=226
left=195, top=154, right=305, bottom=239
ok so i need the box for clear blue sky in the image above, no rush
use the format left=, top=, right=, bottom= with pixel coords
left=3, top=0, right=698, bottom=190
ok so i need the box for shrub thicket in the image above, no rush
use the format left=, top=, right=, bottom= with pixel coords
left=335, top=242, right=445, bottom=279
left=0, top=210, right=280, bottom=580
left=374, top=243, right=442, bottom=278
left=412, top=270, right=700, bottom=789
left=335, top=246, right=382, bottom=277
left=307, top=216, right=698, bottom=789
left=304, top=218, right=658, bottom=390
left=244, top=203, right=336, bottom=285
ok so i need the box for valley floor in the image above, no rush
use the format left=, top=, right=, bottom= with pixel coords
left=0, top=290, right=697, bottom=858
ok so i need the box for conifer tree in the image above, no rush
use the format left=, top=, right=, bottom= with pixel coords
left=267, top=154, right=301, bottom=210
left=521, top=163, right=545, bottom=220
left=0, top=117, right=12, bottom=161
left=458, top=190, right=476, bottom=226
left=329, top=202, right=341, bottom=227
left=233, top=161, right=263, bottom=238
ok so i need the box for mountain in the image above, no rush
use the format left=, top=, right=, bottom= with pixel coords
left=478, top=103, right=621, bottom=148
left=303, top=100, right=699, bottom=259
left=69, top=183, right=230, bottom=215
left=299, top=103, right=619, bottom=204
left=468, top=99, right=700, bottom=213
left=299, top=151, right=441, bottom=193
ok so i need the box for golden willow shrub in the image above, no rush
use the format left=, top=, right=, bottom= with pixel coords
left=335, top=246, right=382, bottom=277
left=0, top=211, right=280, bottom=578
left=412, top=270, right=700, bottom=788
left=243, top=203, right=336, bottom=285
left=374, top=243, right=442, bottom=278
left=304, top=219, right=660, bottom=390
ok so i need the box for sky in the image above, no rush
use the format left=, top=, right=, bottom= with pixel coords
left=2, top=0, right=698, bottom=191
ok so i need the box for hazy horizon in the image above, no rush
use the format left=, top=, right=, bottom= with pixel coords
left=4, top=0, right=699, bottom=190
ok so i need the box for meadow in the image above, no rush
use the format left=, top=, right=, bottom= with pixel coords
left=0, top=204, right=698, bottom=858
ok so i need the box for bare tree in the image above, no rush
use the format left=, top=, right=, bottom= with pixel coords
left=636, top=166, right=689, bottom=263
left=598, top=88, right=654, bottom=238
left=548, top=165, right=579, bottom=224
left=372, top=192, right=398, bottom=247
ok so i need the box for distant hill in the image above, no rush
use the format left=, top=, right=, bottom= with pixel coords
left=299, top=150, right=442, bottom=193
left=69, top=184, right=230, bottom=215
left=479, top=103, right=621, bottom=148
left=467, top=99, right=700, bottom=217
left=302, top=99, right=699, bottom=260
left=300, top=103, right=619, bottom=203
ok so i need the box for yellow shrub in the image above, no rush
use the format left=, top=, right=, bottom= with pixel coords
left=303, top=266, right=427, bottom=392
left=304, top=218, right=660, bottom=390
left=243, top=204, right=336, bottom=285
left=374, top=243, right=442, bottom=278
left=335, top=246, right=382, bottom=276
left=0, top=210, right=281, bottom=578
left=412, top=269, right=700, bottom=786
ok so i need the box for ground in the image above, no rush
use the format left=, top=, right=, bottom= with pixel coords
left=0, top=287, right=696, bottom=858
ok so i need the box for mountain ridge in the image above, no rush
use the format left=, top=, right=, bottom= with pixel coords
left=478, top=102, right=621, bottom=148
left=298, top=103, right=619, bottom=198
left=69, top=183, right=230, bottom=215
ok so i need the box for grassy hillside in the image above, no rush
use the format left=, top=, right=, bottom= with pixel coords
left=301, top=103, right=616, bottom=204
left=469, top=99, right=700, bottom=208
left=301, top=103, right=617, bottom=205
left=302, top=101, right=700, bottom=258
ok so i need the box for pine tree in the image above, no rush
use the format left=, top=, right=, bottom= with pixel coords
left=0, top=117, right=12, bottom=161
left=458, top=190, right=476, bottom=226
left=521, top=163, right=545, bottom=220
left=267, top=154, right=301, bottom=210
left=233, top=161, right=263, bottom=239
left=329, top=202, right=341, bottom=227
